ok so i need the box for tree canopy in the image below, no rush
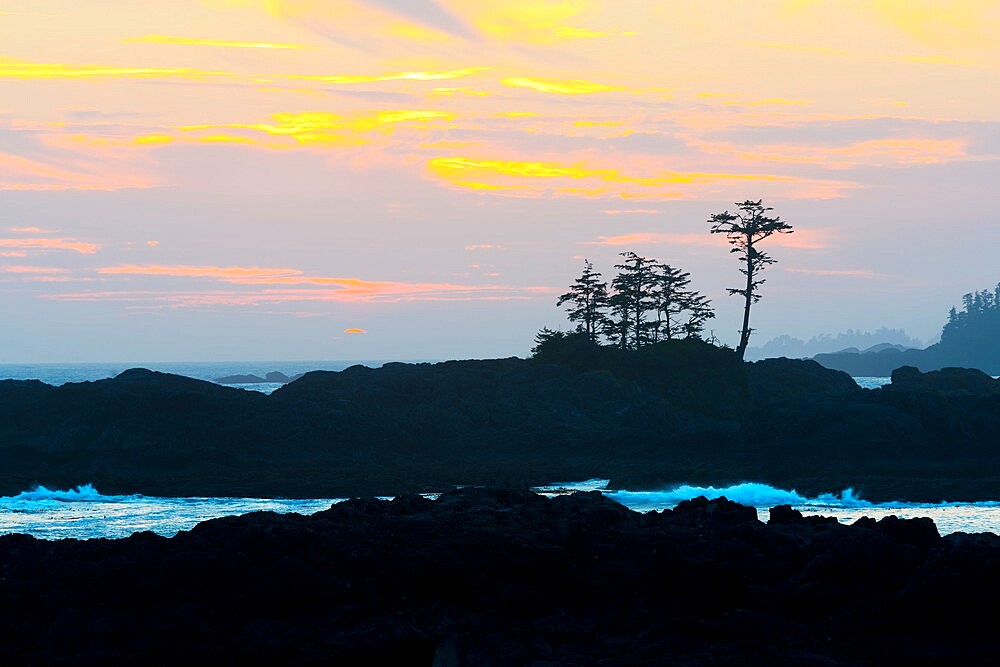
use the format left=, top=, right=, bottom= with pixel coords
left=552, top=253, right=714, bottom=352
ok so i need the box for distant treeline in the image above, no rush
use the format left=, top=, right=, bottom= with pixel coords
left=815, top=282, right=1000, bottom=375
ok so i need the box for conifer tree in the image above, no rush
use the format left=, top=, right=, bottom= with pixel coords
left=556, top=259, right=609, bottom=342
left=608, top=251, right=657, bottom=349
left=709, top=199, right=793, bottom=360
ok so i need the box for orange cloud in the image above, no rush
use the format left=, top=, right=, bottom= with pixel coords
left=343, top=328, right=367, bottom=334
left=99, top=264, right=300, bottom=280
left=0, top=237, right=99, bottom=254
left=601, top=209, right=659, bottom=215
left=0, top=265, right=69, bottom=274
left=89, top=264, right=546, bottom=304
left=8, top=226, right=53, bottom=233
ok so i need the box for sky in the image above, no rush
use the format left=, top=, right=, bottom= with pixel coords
left=0, top=0, right=998, bottom=362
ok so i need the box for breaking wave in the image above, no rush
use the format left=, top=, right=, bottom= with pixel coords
left=2, top=484, right=140, bottom=503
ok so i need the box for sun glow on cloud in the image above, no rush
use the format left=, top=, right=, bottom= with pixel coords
left=90, top=264, right=545, bottom=305
left=427, top=156, right=829, bottom=199
left=502, top=77, right=623, bottom=95
left=0, top=238, right=99, bottom=254
left=285, top=67, right=487, bottom=84
left=0, top=58, right=229, bottom=81
left=179, top=110, right=454, bottom=147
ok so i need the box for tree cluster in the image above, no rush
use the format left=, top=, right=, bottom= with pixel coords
left=541, top=199, right=793, bottom=361
left=941, top=282, right=1000, bottom=350
left=553, top=252, right=715, bottom=350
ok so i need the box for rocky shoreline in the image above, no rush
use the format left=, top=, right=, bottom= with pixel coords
left=4, top=341, right=1000, bottom=502
left=1, top=487, right=997, bottom=665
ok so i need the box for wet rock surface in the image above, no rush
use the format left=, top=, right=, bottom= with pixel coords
left=0, top=489, right=997, bottom=665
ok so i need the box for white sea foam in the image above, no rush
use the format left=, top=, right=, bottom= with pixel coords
left=4, top=482, right=1000, bottom=539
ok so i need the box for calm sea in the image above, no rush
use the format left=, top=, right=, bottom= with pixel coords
left=0, top=360, right=434, bottom=394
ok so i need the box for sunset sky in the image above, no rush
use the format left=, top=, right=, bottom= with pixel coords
left=1, top=0, right=998, bottom=362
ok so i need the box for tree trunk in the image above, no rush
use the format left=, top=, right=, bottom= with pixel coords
left=737, top=239, right=753, bottom=360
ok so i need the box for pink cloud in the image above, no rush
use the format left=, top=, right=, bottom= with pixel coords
left=0, top=237, right=99, bottom=254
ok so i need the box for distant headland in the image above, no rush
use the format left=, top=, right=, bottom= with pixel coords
left=814, top=282, right=1000, bottom=375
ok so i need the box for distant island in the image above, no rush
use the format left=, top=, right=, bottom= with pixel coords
left=214, top=371, right=303, bottom=385
left=814, top=282, right=1000, bottom=375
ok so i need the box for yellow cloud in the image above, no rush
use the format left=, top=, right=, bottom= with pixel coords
left=425, top=155, right=846, bottom=200
left=871, top=0, right=1000, bottom=50
left=285, top=67, right=487, bottom=84
left=343, top=327, right=367, bottom=334
left=123, top=35, right=315, bottom=49
left=0, top=58, right=229, bottom=80
left=502, top=77, right=624, bottom=94
left=428, top=157, right=803, bottom=187
left=179, top=110, right=454, bottom=147
left=474, top=1, right=634, bottom=44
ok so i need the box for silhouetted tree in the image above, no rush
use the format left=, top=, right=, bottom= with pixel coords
left=940, top=282, right=1000, bottom=354
left=608, top=251, right=658, bottom=349
left=650, top=263, right=715, bottom=341
left=709, top=199, right=793, bottom=360
left=682, top=293, right=716, bottom=339
left=556, top=259, right=609, bottom=342
left=651, top=263, right=691, bottom=341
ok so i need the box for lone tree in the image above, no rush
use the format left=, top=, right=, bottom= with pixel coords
left=556, top=259, right=609, bottom=342
left=709, top=199, right=793, bottom=360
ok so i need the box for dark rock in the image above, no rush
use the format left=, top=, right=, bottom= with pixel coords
left=0, top=491, right=994, bottom=665
left=3, top=341, right=1000, bottom=501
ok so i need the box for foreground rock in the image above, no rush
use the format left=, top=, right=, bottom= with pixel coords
left=4, top=341, right=1000, bottom=501
left=0, top=489, right=996, bottom=665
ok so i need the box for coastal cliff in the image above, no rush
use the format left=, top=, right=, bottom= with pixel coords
left=4, top=340, right=1000, bottom=501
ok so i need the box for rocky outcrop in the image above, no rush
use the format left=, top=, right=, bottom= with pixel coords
left=3, top=343, right=1000, bottom=501
left=0, top=489, right=996, bottom=665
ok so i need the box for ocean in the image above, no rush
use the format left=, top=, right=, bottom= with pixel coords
left=2, top=481, right=998, bottom=540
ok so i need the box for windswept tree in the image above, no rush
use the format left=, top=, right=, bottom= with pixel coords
left=709, top=199, right=793, bottom=360
left=556, top=259, right=609, bottom=342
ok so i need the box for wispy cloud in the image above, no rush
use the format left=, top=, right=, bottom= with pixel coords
left=123, top=35, right=316, bottom=49
left=88, top=264, right=547, bottom=305
left=284, top=67, right=487, bottom=84
left=0, top=237, right=99, bottom=254
left=502, top=77, right=624, bottom=95
left=601, top=209, right=659, bottom=215
left=427, top=156, right=837, bottom=199
left=0, top=58, right=231, bottom=81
